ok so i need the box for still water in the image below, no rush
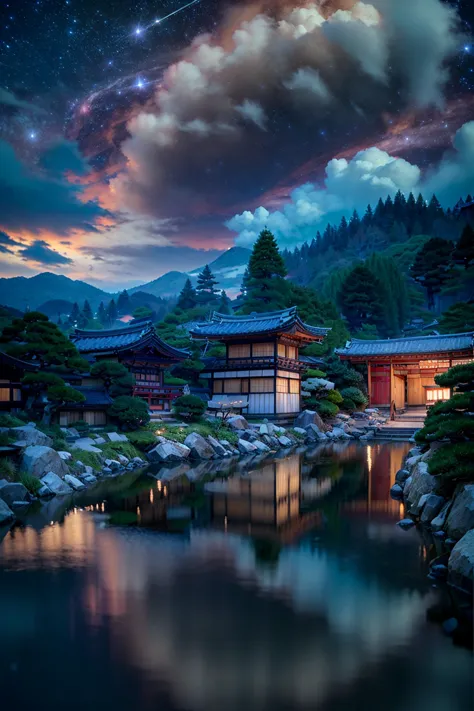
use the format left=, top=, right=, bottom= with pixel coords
left=0, top=442, right=472, bottom=711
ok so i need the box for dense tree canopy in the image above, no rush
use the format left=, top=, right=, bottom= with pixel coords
left=241, top=229, right=289, bottom=313
left=338, top=265, right=385, bottom=332
left=177, top=278, right=198, bottom=310
left=410, top=237, right=453, bottom=310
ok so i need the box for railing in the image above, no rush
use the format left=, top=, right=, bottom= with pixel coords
left=211, top=356, right=306, bottom=371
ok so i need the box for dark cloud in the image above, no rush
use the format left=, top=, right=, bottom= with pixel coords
left=0, top=140, right=109, bottom=234
left=0, top=230, right=21, bottom=254
left=19, top=240, right=73, bottom=266
left=39, top=139, right=90, bottom=176
left=81, top=243, right=223, bottom=274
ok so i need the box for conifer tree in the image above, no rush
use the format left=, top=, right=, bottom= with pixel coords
left=83, top=299, right=93, bottom=321
left=218, top=290, right=232, bottom=314
left=177, top=278, right=198, bottom=310
left=68, top=302, right=80, bottom=326
left=117, top=290, right=131, bottom=314
left=106, top=299, right=118, bottom=326
left=77, top=311, right=88, bottom=329
left=240, top=266, right=250, bottom=297
left=453, top=224, right=474, bottom=269
left=242, top=229, right=288, bottom=313
left=196, top=265, right=219, bottom=304
left=338, top=264, right=384, bottom=332
left=97, top=301, right=107, bottom=326
left=410, top=237, right=453, bottom=310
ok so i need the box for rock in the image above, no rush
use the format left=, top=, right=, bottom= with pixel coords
left=106, top=432, right=128, bottom=442
left=82, top=474, right=97, bottom=484
left=395, top=468, right=411, bottom=485
left=420, top=495, right=446, bottom=525
left=405, top=454, right=422, bottom=469
left=37, top=484, right=54, bottom=498
left=104, top=459, right=121, bottom=471
left=448, top=529, right=474, bottom=594
left=253, top=440, right=271, bottom=453
left=390, top=483, right=404, bottom=499
left=0, top=480, right=30, bottom=507
left=240, top=430, right=258, bottom=442
left=293, top=427, right=307, bottom=436
left=10, top=425, right=52, bottom=447
left=74, top=461, right=86, bottom=472
left=93, top=436, right=106, bottom=445
left=116, top=454, right=129, bottom=465
left=57, top=451, right=72, bottom=461
left=184, top=432, right=216, bottom=460
left=131, top=456, right=145, bottom=466
left=429, top=564, right=448, bottom=580
left=20, top=445, right=69, bottom=479
left=259, top=423, right=274, bottom=436
left=72, top=438, right=102, bottom=453
left=397, top=518, right=416, bottom=530
left=102, top=467, right=113, bottom=475
left=66, top=427, right=80, bottom=438
left=147, top=441, right=191, bottom=462
left=207, top=435, right=228, bottom=457
left=305, top=423, right=327, bottom=442
left=227, top=416, right=249, bottom=431
left=445, top=484, right=474, bottom=540
left=0, top=498, right=15, bottom=524
left=294, top=410, right=326, bottom=431
left=278, top=435, right=293, bottom=447
left=405, top=461, right=435, bottom=514
left=40, top=472, right=73, bottom=496
left=64, top=474, right=86, bottom=491
left=237, top=439, right=258, bottom=454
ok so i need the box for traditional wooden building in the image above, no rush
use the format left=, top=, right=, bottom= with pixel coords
left=336, top=332, right=474, bottom=408
left=190, top=308, right=329, bottom=417
left=70, top=321, right=188, bottom=413
left=0, top=350, right=38, bottom=412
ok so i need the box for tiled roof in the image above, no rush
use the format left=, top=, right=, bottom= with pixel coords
left=60, top=386, right=114, bottom=409
left=71, top=321, right=188, bottom=359
left=336, top=332, right=474, bottom=357
left=0, top=350, right=39, bottom=371
left=190, top=308, right=329, bottom=339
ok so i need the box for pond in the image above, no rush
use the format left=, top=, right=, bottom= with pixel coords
left=0, top=442, right=472, bottom=711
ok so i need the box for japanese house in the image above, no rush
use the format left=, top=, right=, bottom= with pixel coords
left=70, top=320, right=188, bottom=414
left=0, top=350, right=38, bottom=412
left=190, top=308, right=329, bottom=417
left=336, top=332, right=474, bottom=408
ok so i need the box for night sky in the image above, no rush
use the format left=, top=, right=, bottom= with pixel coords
left=0, top=0, right=473, bottom=290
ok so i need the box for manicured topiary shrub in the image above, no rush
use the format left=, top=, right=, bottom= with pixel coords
left=109, top=396, right=150, bottom=430
left=316, top=400, right=339, bottom=418
left=326, top=389, right=343, bottom=405
left=340, top=387, right=368, bottom=408
left=173, top=394, right=206, bottom=421
left=305, top=368, right=327, bottom=379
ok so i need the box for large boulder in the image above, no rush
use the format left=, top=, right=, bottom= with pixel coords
left=0, top=498, right=15, bottom=524
left=305, top=423, right=327, bottom=442
left=64, top=474, right=86, bottom=491
left=71, top=437, right=102, bottom=453
left=184, top=432, right=215, bottom=460
left=20, top=445, right=69, bottom=479
left=0, top=480, right=30, bottom=507
left=207, top=435, right=228, bottom=457
left=228, top=416, right=249, bottom=431
left=395, top=469, right=411, bottom=485
left=237, top=439, right=258, bottom=454
left=431, top=501, right=451, bottom=533
left=448, top=529, right=474, bottom=594
left=445, top=484, right=474, bottom=540
left=10, top=425, right=52, bottom=447
left=278, top=435, right=293, bottom=447
left=420, top=494, right=446, bottom=525
left=106, top=432, right=128, bottom=442
left=404, top=461, right=436, bottom=515
left=147, top=440, right=191, bottom=462
left=294, top=410, right=325, bottom=431
left=40, top=472, right=73, bottom=496
left=253, top=440, right=271, bottom=453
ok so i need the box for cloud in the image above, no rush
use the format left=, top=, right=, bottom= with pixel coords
left=39, top=140, right=90, bottom=176
left=0, top=88, right=46, bottom=115
left=0, top=231, right=21, bottom=254
left=0, top=140, right=109, bottom=234
left=114, top=0, right=462, bottom=219
left=226, top=119, right=474, bottom=247
left=19, top=240, right=73, bottom=266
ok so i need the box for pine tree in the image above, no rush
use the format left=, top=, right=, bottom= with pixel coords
left=68, top=302, right=80, bottom=326
left=196, top=265, right=219, bottom=304
left=106, top=299, right=118, bottom=326
left=338, top=264, right=385, bottom=332
left=77, top=311, right=88, bottom=328
left=349, top=210, right=361, bottom=236
left=83, top=300, right=93, bottom=321
left=439, top=303, right=474, bottom=333
left=240, top=266, right=250, bottom=297
left=218, top=290, right=232, bottom=315
left=177, top=278, right=197, bottom=310
left=410, top=237, right=454, bottom=310
left=117, top=289, right=131, bottom=315
left=453, top=224, right=474, bottom=269
left=242, top=229, right=289, bottom=313
left=362, top=204, right=373, bottom=227
left=98, top=301, right=107, bottom=326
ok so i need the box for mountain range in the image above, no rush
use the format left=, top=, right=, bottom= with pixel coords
left=0, top=247, right=251, bottom=312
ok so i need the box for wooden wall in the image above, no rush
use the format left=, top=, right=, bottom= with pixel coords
left=392, top=375, right=405, bottom=409
left=276, top=393, right=300, bottom=414
left=248, top=393, right=275, bottom=414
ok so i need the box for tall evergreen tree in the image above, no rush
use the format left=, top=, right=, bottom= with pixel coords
left=196, top=265, right=219, bottom=304
left=242, top=229, right=288, bottom=313
left=240, top=266, right=250, bottom=297
left=177, top=278, right=197, bottom=310
left=453, top=224, right=474, bottom=269
left=338, top=264, right=385, bottom=332
left=117, top=290, right=131, bottom=314
left=410, top=237, right=453, bottom=310
left=83, top=299, right=93, bottom=321
left=97, top=301, right=107, bottom=326
left=218, top=290, right=232, bottom=314
left=106, top=299, right=118, bottom=326
left=68, top=302, right=80, bottom=326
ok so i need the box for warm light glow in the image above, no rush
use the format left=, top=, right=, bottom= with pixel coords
left=157, top=480, right=162, bottom=492
left=149, top=489, right=154, bottom=503
left=366, top=446, right=373, bottom=474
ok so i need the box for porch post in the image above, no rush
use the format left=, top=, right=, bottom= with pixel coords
left=367, top=361, right=372, bottom=406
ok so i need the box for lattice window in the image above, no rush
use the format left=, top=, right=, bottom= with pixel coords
left=276, top=378, right=289, bottom=393
left=228, top=344, right=250, bottom=358
left=250, top=377, right=274, bottom=393
left=213, top=379, right=223, bottom=394
left=289, top=379, right=300, bottom=394
left=253, top=343, right=274, bottom=357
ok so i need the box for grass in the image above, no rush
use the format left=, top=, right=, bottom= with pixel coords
left=289, top=428, right=306, bottom=441
left=100, top=441, right=141, bottom=461
left=125, top=429, right=157, bottom=450
left=18, top=472, right=42, bottom=495
left=0, top=414, right=25, bottom=428
left=67, top=449, right=104, bottom=472
left=0, top=457, right=17, bottom=478
left=154, top=420, right=239, bottom=446
left=0, top=458, right=42, bottom=495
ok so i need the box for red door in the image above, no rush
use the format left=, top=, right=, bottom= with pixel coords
left=370, top=364, right=390, bottom=405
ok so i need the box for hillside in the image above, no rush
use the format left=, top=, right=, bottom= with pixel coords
left=0, top=273, right=112, bottom=311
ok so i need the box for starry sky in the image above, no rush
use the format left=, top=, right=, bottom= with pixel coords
left=0, top=0, right=473, bottom=290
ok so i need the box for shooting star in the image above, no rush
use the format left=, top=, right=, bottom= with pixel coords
left=132, top=0, right=203, bottom=38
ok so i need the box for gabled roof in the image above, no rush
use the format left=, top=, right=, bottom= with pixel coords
left=336, top=332, right=474, bottom=358
left=0, top=350, right=39, bottom=371
left=61, top=386, right=114, bottom=409
left=190, top=308, right=329, bottom=341
left=70, top=321, right=188, bottom=360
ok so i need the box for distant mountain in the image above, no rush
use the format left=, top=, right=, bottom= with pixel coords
left=0, top=273, right=112, bottom=311
left=129, top=271, right=189, bottom=300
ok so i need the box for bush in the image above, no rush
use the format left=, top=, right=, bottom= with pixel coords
left=340, top=387, right=368, bottom=408
left=316, top=400, right=339, bottom=418
left=74, top=420, right=90, bottom=433
left=305, top=368, right=327, bottom=378
left=163, top=373, right=187, bottom=386
left=109, top=396, right=150, bottom=430
left=326, top=389, right=343, bottom=405
left=173, top=394, right=206, bottom=421
left=125, top=430, right=157, bottom=450
left=427, top=443, right=474, bottom=481
left=0, top=414, right=24, bottom=428
left=342, top=398, right=356, bottom=412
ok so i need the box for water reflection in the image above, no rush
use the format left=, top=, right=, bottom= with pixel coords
left=0, top=443, right=472, bottom=711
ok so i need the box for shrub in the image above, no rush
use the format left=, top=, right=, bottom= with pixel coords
left=427, top=443, right=474, bottom=481
left=305, top=368, right=327, bottom=378
left=163, top=373, right=187, bottom=385
left=342, top=398, right=356, bottom=412
left=173, top=394, right=206, bottom=421
left=316, top=400, right=339, bottom=418
left=326, top=389, right=343, bottom=405
left=0, top=414, right=24, bottom=428
left=18, top=472, right=42, bottom=495
left=340, top=387, right=368, bottom=408
left=109, top=396, right=150, bottom=430
left=125, top=430, right=157, bottom=449
left=74, top=420, right=90, bottom=433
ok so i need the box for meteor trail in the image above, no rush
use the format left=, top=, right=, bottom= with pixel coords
left=132, top=0, right=203, bottom=38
